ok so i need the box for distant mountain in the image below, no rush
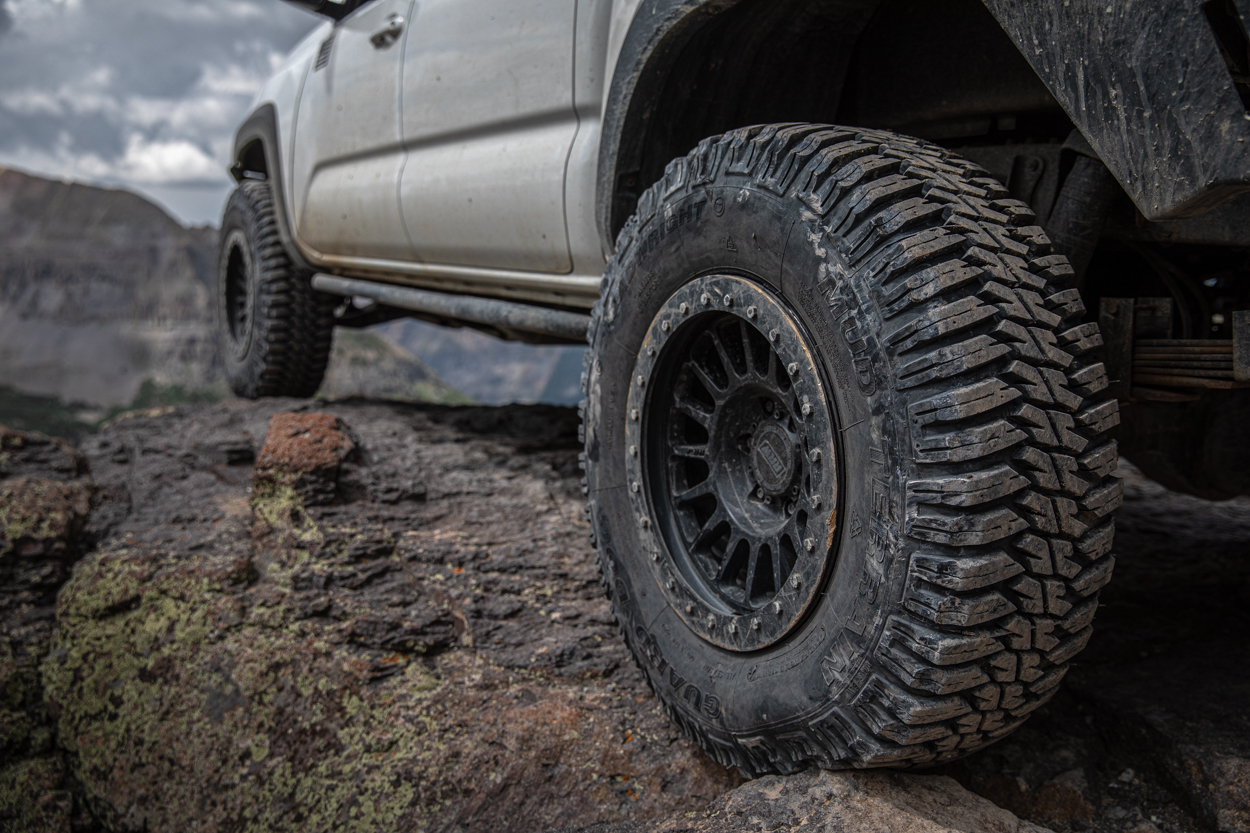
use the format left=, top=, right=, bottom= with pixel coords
left=0, top=167, right=581, bottom=424
left=379, top=319, right=586, bottom=406
left=0, top=167, right=221, bottom=407
left=320, top=329, right=471, bottom=405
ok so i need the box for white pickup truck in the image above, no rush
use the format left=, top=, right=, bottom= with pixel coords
left=219, top=0, right=1250, bottom=774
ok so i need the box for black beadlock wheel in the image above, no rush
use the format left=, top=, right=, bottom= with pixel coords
left=215, top=180, right=337, bottom=399
left=581, top=123, right=1121, bottom=775
left=635, top=276, right=839, bottom=652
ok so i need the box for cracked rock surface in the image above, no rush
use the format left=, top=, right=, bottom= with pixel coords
left=1, top=399, right=1246, bottom=833
left=16, top=400, right=741, bottom=833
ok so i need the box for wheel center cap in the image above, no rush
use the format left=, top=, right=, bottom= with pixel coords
left=750, top=421, right=796, bottom=497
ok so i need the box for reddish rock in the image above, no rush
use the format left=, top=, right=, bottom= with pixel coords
left=254, top=412, right=355, bottom=498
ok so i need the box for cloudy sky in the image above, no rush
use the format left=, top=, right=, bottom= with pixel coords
left=0, top=0, right=321, bottom=226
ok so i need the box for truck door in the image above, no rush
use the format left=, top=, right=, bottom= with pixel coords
left=291, top=0, right=415, bottom=260
left=399, top=0, right=578, bottom=273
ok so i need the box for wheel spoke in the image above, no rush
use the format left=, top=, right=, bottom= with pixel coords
left=673, top=394, right=712, bottom=427
left=692, top=508, right=729, bottom=550
left=709, top=328, right=742, bottom=384
left=738, top=319, right=757, bottom=376
left=716, top=536, right=746, bottom=583
left=673, top=478, right=714, bottom=504
left=771, top=539, right=787, bottom=596
left=743, top=543, right=761, bottom=598
left=689, top=360, right=726, bottom=399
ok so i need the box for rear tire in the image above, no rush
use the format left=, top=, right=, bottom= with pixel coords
left=581, top=124, right=1121, bottom=774
left=215, top=180, right=336, bottom=399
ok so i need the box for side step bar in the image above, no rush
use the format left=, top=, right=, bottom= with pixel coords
left=311, top=274, right=592, bottom=343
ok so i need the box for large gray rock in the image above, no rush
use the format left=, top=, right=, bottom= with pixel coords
left=550, top=769, right=1053, bottom=833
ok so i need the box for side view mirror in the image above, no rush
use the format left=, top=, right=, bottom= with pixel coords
left=281, top=0, right=364, bottom=21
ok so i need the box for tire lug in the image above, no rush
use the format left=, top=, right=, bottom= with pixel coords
left=769, top=329, right=780, bottom=343
left=640, top=517, right=650, bottom=530
left=646, top=346, right=656, bottom=357
left=685, top=603, right=693, bottom=613
left=809, top=449, right=822, bottom=463
left=631, top=481, right=640, bottom=493
left=629, top=445, right=638, bottom=457
left=630, top=409, right=639, bottom=421
left=750, top=617, right=760, bottom=630
left=636, top=374, right=645, bottom=387
left=801, top=402, right=812, bottom=417
left=728, top=622, right=738, bottom=634
left=787, top=362, right=799, bottom=376
left=804, top=537, right=815, bottom=552
left=701, top=293, right=712, bottom=306
left=771, top=601, right=783, bottom=615
left=661, top=319, right=671, bottom=332
left=666, top=578, right=675, bottom=590
left=707, top=616, right=716, bottom=629
left=679, top=302, right=689, bottom=315
left=747, top=305, right=758, bottom=319
left=791, top=574, right=801, bottom=588
left=723, top=294, right=734, bottom=307
left=812, top=494, right=822, bottom=509
left=651, top=551, right=660, bottom=561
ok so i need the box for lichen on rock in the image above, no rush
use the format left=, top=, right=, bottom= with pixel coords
left=37, top=403, right=739, bottom=832
left=0, top=425, right=99, bottom=832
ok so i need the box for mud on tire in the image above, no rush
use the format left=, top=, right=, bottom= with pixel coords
left=216, top=180, right=336, bottom=399
left=581, top=124, right=1120, bottom=774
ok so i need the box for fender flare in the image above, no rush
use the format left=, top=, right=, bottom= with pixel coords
left=231, top=103, right=312, bottom=271
left=595, top=0, right=743, bottom=247
left=597, top=0, right=1250, bottom=237
left=982, top=1, right=1250, bottom=221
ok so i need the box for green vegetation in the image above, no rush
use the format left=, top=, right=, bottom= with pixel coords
left=0, top=385, right=98, bottom=440
left=0, top=381, right=226, bottom=441
left=129, top=379, right=225, bottom=410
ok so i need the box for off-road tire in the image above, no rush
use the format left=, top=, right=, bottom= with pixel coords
left=216, top=180, right=336, bottom=399
left=581, top=124, right=1120, bottom=774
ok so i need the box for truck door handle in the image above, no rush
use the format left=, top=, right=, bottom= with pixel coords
left=370, top=15, right=404, bottom=48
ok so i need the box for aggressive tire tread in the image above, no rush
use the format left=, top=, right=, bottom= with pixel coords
left=582, top=123, right=1119, bottom=774
left=217, top=181, right=336, bottom=398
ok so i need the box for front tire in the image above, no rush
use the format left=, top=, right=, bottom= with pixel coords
left=215, top=180, right=336, bottom=399
left=582, top=124, right=1120, bottom=774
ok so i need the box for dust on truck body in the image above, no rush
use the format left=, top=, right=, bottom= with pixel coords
left=216, top=0, right=1250, bottom=774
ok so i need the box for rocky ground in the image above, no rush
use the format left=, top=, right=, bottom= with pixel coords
left=1, top=399, right=1247, bottom=833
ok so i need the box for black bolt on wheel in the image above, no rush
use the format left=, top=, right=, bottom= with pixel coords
left=626, top=274, right=840, bottom=651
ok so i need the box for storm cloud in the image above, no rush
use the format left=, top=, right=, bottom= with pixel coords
left=0, top=0, right=319, bottom=224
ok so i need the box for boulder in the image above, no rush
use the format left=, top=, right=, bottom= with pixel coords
left=550, top=769, right=1054, bottom=832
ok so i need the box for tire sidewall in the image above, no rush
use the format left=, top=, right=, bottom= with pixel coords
left=586, top=181, right=908, bottom=765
